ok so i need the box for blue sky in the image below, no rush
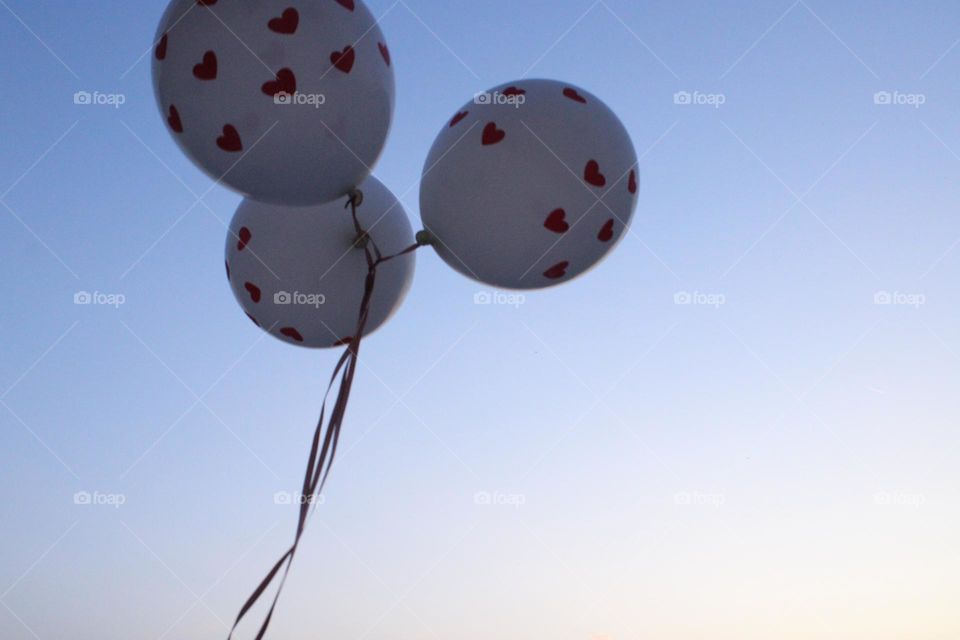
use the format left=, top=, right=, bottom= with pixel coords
left=1, top=1, right=959, bottom=639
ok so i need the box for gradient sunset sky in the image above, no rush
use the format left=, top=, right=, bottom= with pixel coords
left=1, top=1, right=959, bottom=639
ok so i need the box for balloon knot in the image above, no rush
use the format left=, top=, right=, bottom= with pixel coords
left=353, top=230, right=370, bottom=250
left=415, top=230, right=435, bottom=246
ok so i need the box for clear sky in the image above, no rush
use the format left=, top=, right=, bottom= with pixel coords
left=1, top=1, right=959, bottom=639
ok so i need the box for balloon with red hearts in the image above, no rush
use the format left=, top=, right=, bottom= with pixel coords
left=225, top=176, right=415, bottom=348
left=153, top=0, right=395, bottom=205
left=419, top=79, right=639, bottom=289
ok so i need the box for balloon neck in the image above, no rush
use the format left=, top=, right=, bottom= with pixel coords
left=347, top=188, right=364, bottom=208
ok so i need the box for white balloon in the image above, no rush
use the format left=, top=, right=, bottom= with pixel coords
left=225, top=176, right=415, bottom=348
left=153, top=0, right=394, bottom=205
left=419, top=79, right=638, bottom=290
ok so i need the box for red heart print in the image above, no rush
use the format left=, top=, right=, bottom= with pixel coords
left=217, top=125, right=242, bottom=152
left=244, top=282, right=261, bottom=303
left=155, top=34, right=168, bottom=60
left=584, top=160, right=606, bottom=187
left=193, top=50, right=217, bottom=80
left=628, top=169, right=637, bottom=194
left=378, top=42, right=391, bottom=66
left=236, top=226, right=251, bottom=251
left=502, top=86, right=525, bottom=96
left=543, top=209, right=569, bottom=233
left=335, top=0, right=355, bottom=10
left=598, top=219, right=614, bottom=242
left=197, top=0, right=217, bottom=5
left=543, top=261, right=569, bottom=279
left=268, top=8, right=299, bottom=34
left=482, top=122, right=505, bottom=145
left=563, top=87, right=587, bottom=103
left=449, top=111, right=468, bottom=127
left=330, top=45, right=355, bottom=73
left=261, top=68, right=296, bottom=96
left=167, top=105, right=183, bottom=133
left=281, top=327, right=304, bottom=342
